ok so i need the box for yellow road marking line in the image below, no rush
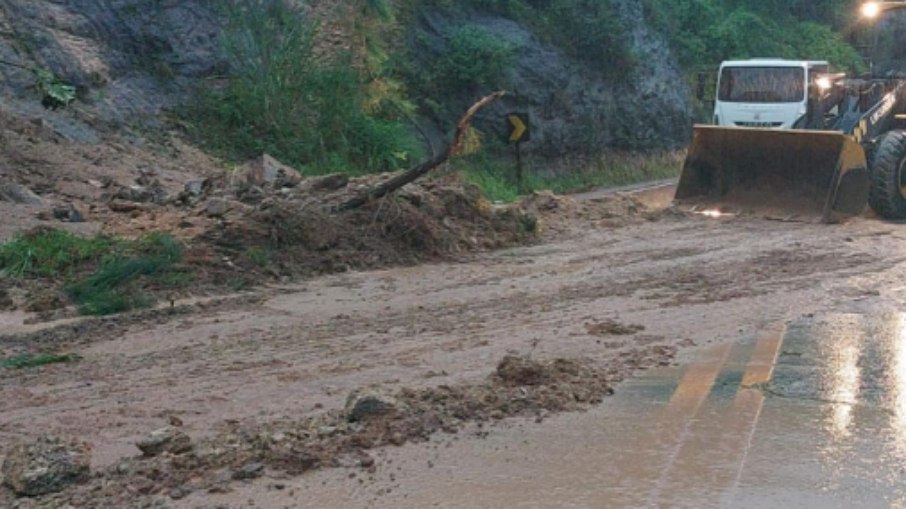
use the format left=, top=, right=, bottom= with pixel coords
left=726, top=324, right=786, bottom=500
left=644, top=342, right=734, bottom=505
left=654, top=325, right=786, bottom=507
left=741, top=325, right=785, bottom=387
left=665, top=341, right=734, bottom=412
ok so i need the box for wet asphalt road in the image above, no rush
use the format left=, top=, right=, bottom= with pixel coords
left=297, top=312, right=906, bottom=508
left=605, top=312, right=906, bottom=508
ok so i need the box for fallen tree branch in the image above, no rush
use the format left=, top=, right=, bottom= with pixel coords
left=335, top=91, right=505, bottom=212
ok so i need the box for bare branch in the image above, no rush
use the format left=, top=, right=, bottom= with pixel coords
left=335, top=91, right=505, bottom=212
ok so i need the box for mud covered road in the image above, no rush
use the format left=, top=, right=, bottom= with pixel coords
left=3, top=200, right=906, bottom=507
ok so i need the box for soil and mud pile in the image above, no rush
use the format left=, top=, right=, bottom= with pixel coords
left=1, top=347, right=675, bottom=508
left=199, top=164, right=540, bottom=277
left=0, top=106, right=545, bottom=314
left=0, top=103, right=667, bottom=318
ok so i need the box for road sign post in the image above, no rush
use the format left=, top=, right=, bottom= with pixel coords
left=506, top=113, right=530, bottom=191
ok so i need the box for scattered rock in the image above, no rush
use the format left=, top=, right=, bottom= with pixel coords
left=303, top=173, right=349, bottom=192
left=0, top=288, right=15, bottom=310
left=53, top=206, right=85, bottom=223
left=174, top=179, right=212, bottom=206
left=235, top=185, right=267, bottom=205
left=24, top=291, right=64, bottom=313
left=108, top=199, right=151, bottom=213
left=232, top=462, right=264, bottom=480
left=345, top=391, right=405, bottom=422
left=184, top=179, right=208, bottom=197
left=205, top=198, right=230, bottom=218
left=113, top=183, right=166, bottom=204
left=135, top=426, right=192, bottom=457
left=359, top=455, right=375, bottom=469
left=168, top=486, right=192, bottom=500
left=586, top=319, right=645, bottom=336
left=525, top=191, right=562, bottom=211
left=1, top=436, right=91, bottom=496
left=244, top=154, right=303, bottom=188
left=0, top=183, right=43, bottom=205
left=317, top=426, right=339, bottom=438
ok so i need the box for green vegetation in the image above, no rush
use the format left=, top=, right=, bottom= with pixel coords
left=228, top=276, right=251, bottom=292
left=66, top=233, right=184, bottom=315
left=419, top=0, right=633, bottom=78
left=0, top=230, right=119, bottom=278
left=183, top=0, right=866, bottom=201
left=34, top=68, right=77, bottom=109
left=1, top=353, right=80, bottom=370
left=437, top=24, right=514, bottom=90
left=461, top=151, right=684, bottom=203
left=0, top=230, right=188, bottom=316
left=188, top=0, right=419, bottom=175
left=245, top=246, right=272, bottom=267
left=641, top=0, right=864, bottom=71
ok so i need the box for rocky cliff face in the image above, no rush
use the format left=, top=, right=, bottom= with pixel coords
left=408, top=0, right=692, bottom=154
left=0, top=0, right=691, bottom=153
left=0, top=0, right=224, bottom=142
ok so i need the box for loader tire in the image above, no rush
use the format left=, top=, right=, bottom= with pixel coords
left=868, top=130, right=906, bottom=220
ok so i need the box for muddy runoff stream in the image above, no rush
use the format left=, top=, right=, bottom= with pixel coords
left=2, top=202, right=906, bottom=507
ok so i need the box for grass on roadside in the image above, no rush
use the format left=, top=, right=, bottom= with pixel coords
left=1, top=353, right=81, bottom=369
left=0, top=229, right=120, bottom=278
left=65, top=233, right=185, bottom=315
left=0, top=229, right=189, bottom=316
left=460, top=150, right=685, bottom=203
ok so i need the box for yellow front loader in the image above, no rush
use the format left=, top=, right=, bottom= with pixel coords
left=676, top=126, right=872, bottom=222
left=675, top=2, right=906, bottom=222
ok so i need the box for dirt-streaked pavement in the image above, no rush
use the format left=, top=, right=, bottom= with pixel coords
left=4, top=205, right=906, bottom=506
left=204, top=310, right=906, bottom=509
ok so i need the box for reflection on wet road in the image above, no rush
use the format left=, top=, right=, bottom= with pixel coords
left=325, top=312, right=906, bottom=508
left=735, top=313, right=906, bottom=508
left=629, top=312, right=906, bottom=508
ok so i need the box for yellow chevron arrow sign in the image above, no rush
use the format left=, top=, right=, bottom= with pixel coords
left=507, top=113, right=529, bottom=143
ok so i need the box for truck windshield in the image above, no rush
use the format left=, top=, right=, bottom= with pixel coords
left=718, top=67, right=805, bottom=103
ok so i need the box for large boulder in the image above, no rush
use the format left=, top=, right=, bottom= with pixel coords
left=244, top=154, right=303, bottom=189
left=0, top=183, right=43, bottom=205
left=1, top=436, right=91, bottom=497
left=135, top=426, right=192, bottom=457
left=345, top=390, right=406, bottom=422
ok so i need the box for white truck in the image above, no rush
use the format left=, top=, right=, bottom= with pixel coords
left=713, top=59, right=830, bottom=129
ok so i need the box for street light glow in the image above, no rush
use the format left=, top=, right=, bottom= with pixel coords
left=863, top=1, right=882, bottom=17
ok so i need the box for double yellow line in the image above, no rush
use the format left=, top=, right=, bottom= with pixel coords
left=649, top=325, right=786, bottom=507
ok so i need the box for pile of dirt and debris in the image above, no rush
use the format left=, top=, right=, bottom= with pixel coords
left=0, top=112, right=540, bottom=313
left=197, top=157, right=540, bottom=277
left=0, top=98, right=675, bottom=318
left=1, top=347, right=675, bottom=507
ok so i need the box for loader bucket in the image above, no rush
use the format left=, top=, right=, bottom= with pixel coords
left=675, top=126, right=870, bottom=222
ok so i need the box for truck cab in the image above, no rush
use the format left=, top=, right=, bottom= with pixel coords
left=713, top=59, right=829, bottom=129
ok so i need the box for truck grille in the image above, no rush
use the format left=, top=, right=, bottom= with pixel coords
left=734, top=121, right=784, bottom=128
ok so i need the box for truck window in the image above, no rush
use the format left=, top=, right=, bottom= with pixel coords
left=718, top=67, right=805, bottom=103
